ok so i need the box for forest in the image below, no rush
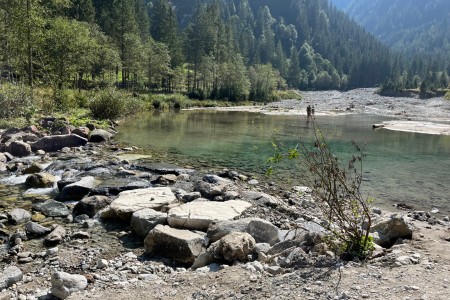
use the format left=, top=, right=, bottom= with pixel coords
left=0, top=0, right=449, bottom=110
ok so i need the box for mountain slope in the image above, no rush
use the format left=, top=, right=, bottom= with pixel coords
left=170, top=0, right=392, bottom=88
left=340, top=0, right=450, bottom=58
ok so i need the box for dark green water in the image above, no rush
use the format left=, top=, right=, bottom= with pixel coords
left=117, top=110, right=450, bottom=213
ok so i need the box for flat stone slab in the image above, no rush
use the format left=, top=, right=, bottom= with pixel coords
left=102, top=187, right=176, bottom=221
left=168, top=200, right=252, bottom=231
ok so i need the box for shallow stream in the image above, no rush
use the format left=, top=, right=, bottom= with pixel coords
left=117, top=110, right=450, bottom=213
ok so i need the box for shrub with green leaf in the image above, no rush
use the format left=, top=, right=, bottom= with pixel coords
left=89, top=88, right=145, bottom=120
left=0, top=84, right=34, bottom=118
left=268, top=122, right=373, bottom=260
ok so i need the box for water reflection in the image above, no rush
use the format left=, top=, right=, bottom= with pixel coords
left=117, top=110, right=450, bottom=213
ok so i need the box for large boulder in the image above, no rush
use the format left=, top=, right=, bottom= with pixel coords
left=57, top=176, right=97, bottom=201
left=370, top=215, right=413, bottom=247
left=89, top=129, right=113, bottom=143
left=144, top=225, right=206, bottom=266
left=0, top=153, right=7, bottom=163
left=101, top=187, right=176, bottom=221
left=8, top=208, right=31, bottom=225
left=6, top=141, right=32, bottom=157
left=30, top=134, right=88, bottom=152
left=207, top=218, right=280, bottom=245
left=0, top=266, right=23, bottom=290
left=131, top=208, right=167, bottom=237
left=73, top=195, right=112, bottom=218
left=51, top=272, right=88, bottom=300
left=33, top=200, right=70, bottom=217
left=192, top=232, right=255, bottom=269
left=194, top=175, right=237, bottom=199
left=168, top=200, right=252, bottom=231
left=25, top=172, right=57, bottom=188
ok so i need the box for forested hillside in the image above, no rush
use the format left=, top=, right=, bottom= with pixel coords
left=0, top=0, right=448, bottom=105
left=343, top=0, right=450, bottom=58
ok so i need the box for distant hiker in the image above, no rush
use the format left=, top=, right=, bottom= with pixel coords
left=307, top=105, right=311, bottom=117
left=311, top=105, right=315, bottom=116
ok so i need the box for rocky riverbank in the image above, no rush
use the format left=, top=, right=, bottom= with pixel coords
left=0, top=117, right=450, bottom=299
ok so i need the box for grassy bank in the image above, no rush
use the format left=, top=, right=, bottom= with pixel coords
left=0, top=83, right=301, bottom=129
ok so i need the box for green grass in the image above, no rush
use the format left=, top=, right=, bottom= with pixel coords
left=147, top=93, right=255, bottom=110
left=446, top=90, right=450, bottom=100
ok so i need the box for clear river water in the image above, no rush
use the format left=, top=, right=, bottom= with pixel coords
left=117, top=110, right=450, bottom=213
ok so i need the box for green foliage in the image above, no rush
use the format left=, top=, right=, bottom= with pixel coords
left=248, top=64, right=286, bottom=102
left=268, top=122, right=373, bottom=260
left=0, top=84, right=34, bottom=118
left=445, top=91, right=450, bottom=100
left=275, top=90, right=302, bottom=100
left=89, top=88, right=145, bottom=120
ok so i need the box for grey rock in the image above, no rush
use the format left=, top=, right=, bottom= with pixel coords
left=97, top=259, right=109, bottom=269
left=131, top=208, right=167, bottom=237
left=266, top=266, right=283, bottom=275
left=57, top=176, right=97, bottom=201
left=194, top=175, right=237, bottom=199
left=168, top=200, right=252, bottom=231
left=25, top=172, right=57, bottom=188
left=73, top=195, right=112, bottom=218
left=0, top=291, right=10, bottom=300
left=89, top=129, right=113, bottom=143
left=370, top=215, right=413, bottom=247
left=0, top=153, right=7, bottom=163
left=0, top=266, right=23, bottom=290
left=216, top=232, right=255, bottom=262
left=144, top=225, right=206, bottom=266
left=279, top=247, right=311, bottom=268
left=7, top=141, right=32, bottom=157
left=33, top=200, right=70, bottom=217
left=207, top=217, right=280, bottom=245
left=102, top=187, right=176, bottom=222
left=151, top=174, right=177, bottom=185
left=192, top=232, right=255, bottom=269
left=182, top=192, right=202, bottom=202
left=44, top=226, right=66, bottom=246
left=74, top=214, right=90, bottom=223
left=50, top=272, right=88, bottom=299
left=25, top=222, right=51, bottom=237
left=242, top=191, right=279, bottom=207
left=31, top=134, right=88, bottom=152
left=8, top=208, right=31, bottom=225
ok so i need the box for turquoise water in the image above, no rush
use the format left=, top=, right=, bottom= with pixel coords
left=117, top=110, right=450, bottom=213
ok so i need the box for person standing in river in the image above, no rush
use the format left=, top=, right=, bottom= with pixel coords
left=307, top=105, right=311, bottom=118
left=311, top=105, right=315, bottom=118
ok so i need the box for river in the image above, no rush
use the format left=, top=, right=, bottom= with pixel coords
left=116, top=109, right=450, bottom=214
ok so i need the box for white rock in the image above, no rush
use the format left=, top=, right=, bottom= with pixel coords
left=0, top=266, right=23, bottom=290
left=168, top=200, right=252, bottom=231
left=102, top=188, right=176, bottom=221
left=50, top=272, right=88, bottom=299
left=130, top=208, right=167, bottom=237
left=97, top=259, right=109, bottom=269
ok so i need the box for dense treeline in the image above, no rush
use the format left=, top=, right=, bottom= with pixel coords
left=335, top=0, right=450, bottom=93
left=0, top=0, right=448, bottom=106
